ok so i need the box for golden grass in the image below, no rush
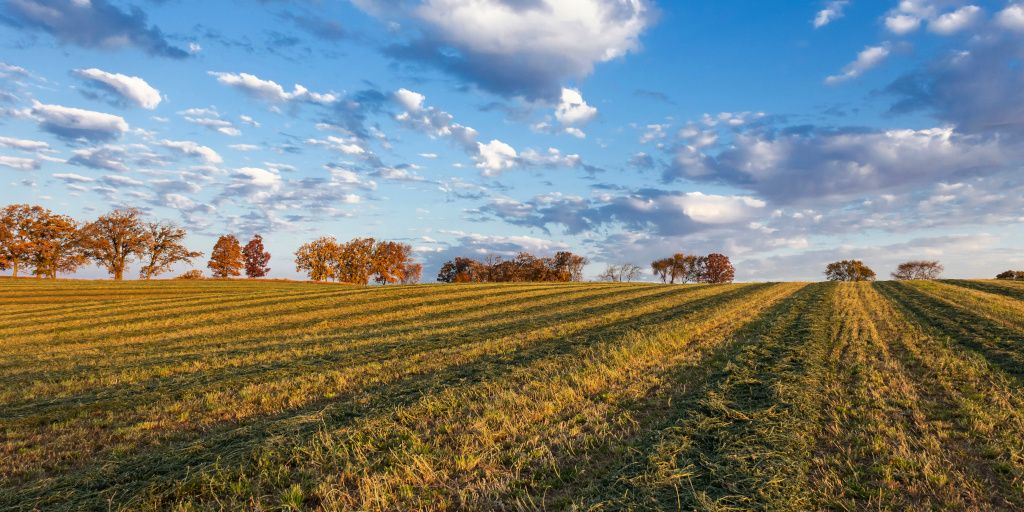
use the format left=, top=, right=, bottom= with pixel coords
left=3, top=279, right=1024, bottom=510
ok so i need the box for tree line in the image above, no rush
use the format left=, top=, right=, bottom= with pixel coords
left=0, top=203, right=272, bottom=280
left=824, top=260, right=944, bottom=281
left=996, top=270, right=1024, bottom=280
left=649, top=253, right=736, bottom=284
left=436, top=252, right=588, bottom=283
left=293, top=236, right=422, bottom=285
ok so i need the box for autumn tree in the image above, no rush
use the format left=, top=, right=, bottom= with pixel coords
left=242, top=234, right=271, bottom=278
left=139, top=222, right=202, bottom=279
left=31, top=212, right=86, bottom=279
left=334, top=237, right=376, bottom=284
left=652, top=253, right=702, bottom=284
left=0, top=204, right=49, bottom=277
left=825, top=260, right=876, bottom=282
left=651, top=258, right=672, bottom=283
left=400, top=263, right=423, bottom=284
left=437, top=257, right=484, bottom=283
left=552, top=251, right=588, bottom=282
left=891, top=260, right=943, bottom=280
left=208, top=234, right=243, bottom=278
left=700, top=253, right=735, bottom=284
left=295, top=236, right=338, bottom=282
left=80, top=208, right=150, bottom=280
left=373, top=240, right=414, bottom=284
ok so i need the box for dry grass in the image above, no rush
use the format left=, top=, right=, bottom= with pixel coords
left=2, top=278, right=1024, bottom=510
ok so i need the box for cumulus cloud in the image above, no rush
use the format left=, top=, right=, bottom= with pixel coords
left=825, top=45, right=890, bottom=84
left=157, top=139, right=223, bottom=164
left=0, top=0, right=187, bottom=58
left=996, top=3, right=1024, bottom=31
left=814, top=0, right=849, bottom=28
left=359, top=0, right=653, bottom=99
left=29, top=101, right=129, bottom=141
left=555, top=88, right=598, bottom=125
left=393, top=88, right=480, bottom=152
left=669, top=126, right=1008, bottom=204
left=928, top=5, right=982, bottom=35
left=209, top=71, right=338, bottom=105
left=476, top=139, right=517, bottom=176
left=478, top=189, right=766, bottom=236
left=73, top=68, right=161, bottom=109
left=886, top=13, right=923, bottom=34
left=884, top=34, right=1024, bottom=137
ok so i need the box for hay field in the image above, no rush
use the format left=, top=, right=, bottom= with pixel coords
left=3, top=278, right=1024, bottom=510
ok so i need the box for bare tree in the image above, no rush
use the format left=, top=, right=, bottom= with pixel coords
left=891, top=260, right=943, bottom=280
left=140, top=222, right=202, bottom=280
left=600, top=263, right=643, bottom=282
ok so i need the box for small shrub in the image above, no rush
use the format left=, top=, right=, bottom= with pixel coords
left=176, top=269, right=204, bottom=280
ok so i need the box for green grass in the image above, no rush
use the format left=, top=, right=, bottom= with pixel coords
left=2, top=278, right=1024, bottom=510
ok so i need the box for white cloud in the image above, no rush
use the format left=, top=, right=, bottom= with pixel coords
left=555, top=88, right=598, bottom=126
left=157, top=139, right=223, bottom=164
left=928, top=5, right=982, bottom=35
left=0, top=136, right=49, bottom=151
left=395, top=88, right=426, bottom=112
left=209, top=71, right=338, bottom=104
left=229, top=144, right=261, bottom=152
left=393, top=88, right=479, bottom=151
left=239, top=115, right=260, bottom=128
left=73, top=68, right=162, bottom=109
left=357, top=0, right=651, bottom=99
left=996, top=4, right=1024, bottom=31
left=53, top=172, right=94, bottom=183
left=306, top=136, right=367, bottom=156
left=814, top=0, right=849, bottom=28
left=886, top=13, right=922, bottom=34
left=668, top=192, right=767, bottom=225
left=30, top=101, right=129, bottom=141
left=178, top=109, right=241, bottom=136
left=0, top=155, right=38, bottom=170
left=476, top=139, right=517, bottom=176
left=825, top=45, right=890, bottom=84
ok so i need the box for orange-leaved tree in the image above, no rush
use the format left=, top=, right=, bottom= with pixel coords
left=334, top=237, right=376, bottom=284
left=242, top=234, right=271, bottom=278
left=31, top=211, right=86, bottom=279
left=80, top=208, right=150, bottom=280
left=0, top=204, right=50, bottom=277
left=295, top=236, right=338, bottom=282
left=373, top=240, right=415, bottom=284
left=700, top=253, right=735, bottom=284
left=208, top=234, right=243, bottom=278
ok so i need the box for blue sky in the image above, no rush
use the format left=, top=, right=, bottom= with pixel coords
left=1, top=0, right=1023, bottom=281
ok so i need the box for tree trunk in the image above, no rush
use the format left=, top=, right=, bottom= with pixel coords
left=114, top=268, right=124, bottom=280
left=12, top=261, right=18, bottom=278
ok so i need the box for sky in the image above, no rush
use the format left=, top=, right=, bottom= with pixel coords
left=1, top=0, right=1023, bottom=281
